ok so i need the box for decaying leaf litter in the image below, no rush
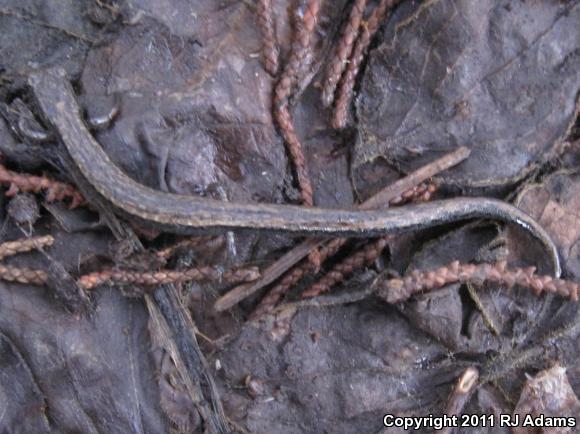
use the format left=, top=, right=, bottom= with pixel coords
left=0, top=0, right=579, bottom=433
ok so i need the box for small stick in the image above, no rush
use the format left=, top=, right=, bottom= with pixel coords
left=214, top=238, right=322, bottom=312
left=0, top=235, right=54, bottom=286
left=155, top=236, right=224, bottom=261
left=0, top=264, right=48, bottom=285
left=295, top=182, right=437, bottom=302
left=254, top=180, right=434, bottom=316
left=266, top=284, right=375, bottom=317
left=214, top=147, right=470, bottom=311
left=357, top=147, right=469, bottom=211
left=0, top=264, right=260, bottom=290
left=256, top=0, right=279, bottom=75
left=388, top=181, right=437, bottom=206
left=302, top=236, right=389, bottom=298
left=440, top=368, right=480, bottom=434
left=249, top=237, right=346, bottom=319
left=321, top=0, right=368, bottom=106
left=376, top=261, right=580, bottom=304
left=0, top=235, right=54, bottom=260
left=78, top=266, right=260, bottom=290
left=0, top=163, right=85, bottom=207
left=273, top=0, right=321, bottom=206
left=332, top=0, right=400, bottom=129
left=466, top=282, right=501, bottom=336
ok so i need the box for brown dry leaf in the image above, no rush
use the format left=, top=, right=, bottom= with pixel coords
left=0, top=331, right=51, bottom=432
left=80, top=0, right=354, bottom=212
left=0, top=0, right=105, bottom=92
left=512, top=364, right=580, bottom=434
left=81, top=6, right=290, bottom=205
left=516, top=171, right=580, bottom=279
left=355, top=0, right=580, bottom=188
left=395, top=222, right=548, bottom=353
left=218, top=303, right=458, bottom=433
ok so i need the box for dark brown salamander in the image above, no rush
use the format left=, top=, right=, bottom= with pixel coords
left=28, top=68, right=561, bottom=276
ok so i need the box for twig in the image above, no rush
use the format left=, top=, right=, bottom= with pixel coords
left=482, top=346, right=544, bottom=385
left=78, top=266, right=260, bottom=290
left=388, top=180, right=437, bottom=206
left=0, top=262, right=260, bottom=292
left=249, top=237, right=347, bottom=319
left=151, top=287, right=231, bottom=434
left=302, top=237, right=389, bottom=298
left=214, top=238, right=322, bottom=312
left=214, top=147, right=470, bottom=311
left=0, top=163, right=85, bottom=207
left=376, top=261, right=579, bottom=304
left=440, top=368, right=480, bottom=434
left=273, top=0, right=321, bottom=206
left=155, top=236, right=224, bottom=260
left=295, top=181, right=437, bottom=301
left=0, top=264, right=48, bottom=285
left=358, top=147, right=468, bottom=210
left=332, top=0, right=400, bottom=129
left=466, top=282, right=501, bottom=335
left=266, top=284, right=375, bottom=318
left=256, top=0, right=279, bottom=75
left=0, top=235, right=54, bottom=260
left=255, top=179, right=436, bottom=312
left=252, top=168, right=437, bottom=314
left=321, top=0, right=368, bottom=106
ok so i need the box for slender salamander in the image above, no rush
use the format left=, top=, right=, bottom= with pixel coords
left=28, top=68, right=561, bottom=277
